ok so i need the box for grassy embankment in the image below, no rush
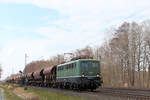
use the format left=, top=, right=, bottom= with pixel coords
left=0, top=83, right=24, bottom=100
left=27, top=88, right=86, bottom=100
left=0, top=83, right=87, bottom=100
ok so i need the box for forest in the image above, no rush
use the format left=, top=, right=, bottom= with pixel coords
left=24, top=20, right=150, bottom=88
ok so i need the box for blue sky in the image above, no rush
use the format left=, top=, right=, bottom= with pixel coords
left=0, top=2, right=60, bottom=27
left=0, top=0, right=150, bottom=79
left=0, top=1, right=70, bottom=45
left=0, top=2, right=61, bottom=44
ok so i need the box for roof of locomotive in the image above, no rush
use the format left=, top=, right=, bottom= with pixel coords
left=58, top=59, right=100, bottom=67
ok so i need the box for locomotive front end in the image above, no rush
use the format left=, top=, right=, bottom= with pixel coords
left=79, top=60, right=103, bottom=90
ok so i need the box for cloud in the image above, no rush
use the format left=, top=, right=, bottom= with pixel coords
left=0, top=26, right=26, bottom=31
left=2, top=0, right=150, bottom=32
left=0, top=39, right=56, bottom=79
left=36, top=16, right=105, bottom=47
left=2, top=0, right=31, bottom=4
left=23, top=0, right=150, bottom=40
left=2, top=0, right=150, bottom=14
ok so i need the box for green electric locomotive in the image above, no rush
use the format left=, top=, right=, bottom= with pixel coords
left=56, top=56, right=103, bottom=91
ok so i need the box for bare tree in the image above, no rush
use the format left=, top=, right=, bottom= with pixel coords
left=142, top=20, right=150, bottom=87
left=94, top=21, right=150, bottom=88
left=74, top=46, right=94, bottom=57
left=24, top=55, right=64, bottom=73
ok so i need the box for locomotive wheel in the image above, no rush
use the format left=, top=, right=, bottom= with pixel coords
left=59, top=84, right=62, bottom=88
left=70, top=84, right=74, bottom=90
left=73, top=84, right=78, bottom=90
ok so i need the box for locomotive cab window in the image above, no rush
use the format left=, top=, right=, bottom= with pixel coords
left=81, top=61, right=88, bottom=67
left=81, top=61, right=99, bottom=68
left=90, top=62, right=99, bottom=67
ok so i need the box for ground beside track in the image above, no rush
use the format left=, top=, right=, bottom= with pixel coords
left=0, top=83, right=87, bottom=100
left=29, top=86, right=137, bottom=100
left=1, top=83, right=144, bottom=100
left=0, top=84, right=23, bottom=100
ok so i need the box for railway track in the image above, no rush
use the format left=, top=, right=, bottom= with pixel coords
left=97, top=87, right=150, bottom=100
left=29, top=86, right=150, bottom=100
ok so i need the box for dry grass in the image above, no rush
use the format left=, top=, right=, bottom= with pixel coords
left=0, top=84, right=23, bottom=100
left=1, top=83, right=86, bottom=100
left=0, top=83, right=40, bottom=100
left=13, top=87, right=40, bottom=100
left=27, top=88, right=86, bottom=100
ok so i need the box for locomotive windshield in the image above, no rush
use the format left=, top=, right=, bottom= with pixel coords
left=81, top=61, right=99, bottom=68
left=80, top=61, right=100, bottom=76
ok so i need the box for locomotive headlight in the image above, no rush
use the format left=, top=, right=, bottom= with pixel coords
left=81, top=74, right=85, bottom=77
left=96, top=73, right=101, bottom=77
left=81, top=72, right=85, bottom=77
left=96, top=74, right=100, bottom=77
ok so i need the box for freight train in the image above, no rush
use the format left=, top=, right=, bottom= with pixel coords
left=6, top=56, right=103, bottom=91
